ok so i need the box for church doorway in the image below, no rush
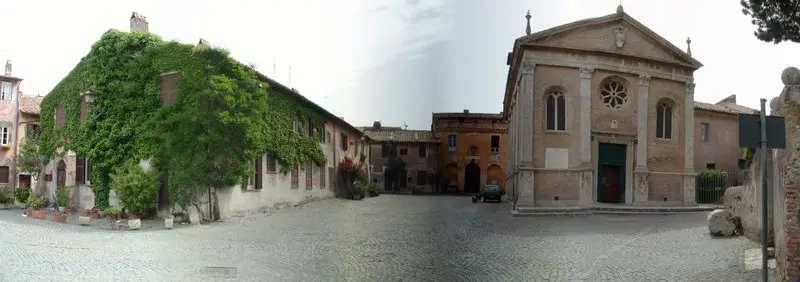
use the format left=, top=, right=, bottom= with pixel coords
left=464, top=161, right=481, bottom=193
left=597, top=143, right=626, bottom=204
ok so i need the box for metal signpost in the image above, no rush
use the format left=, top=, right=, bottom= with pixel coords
left=738, top=98, right=786, bottom=281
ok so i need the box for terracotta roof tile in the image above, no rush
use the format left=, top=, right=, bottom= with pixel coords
left=359, top=127, right=439, bottom=143
left=19, top=95, right=43, bottom=115
left=694, top=101, right=758, bottom=115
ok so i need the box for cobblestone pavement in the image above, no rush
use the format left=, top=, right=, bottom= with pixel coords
left=0, top=195, right=770, bottom=281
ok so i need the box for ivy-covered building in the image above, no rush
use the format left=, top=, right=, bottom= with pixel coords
left=39, top=13, right=370, bottom=220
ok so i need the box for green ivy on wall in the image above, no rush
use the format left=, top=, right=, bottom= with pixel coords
left=40, top=29, right=326, bottom=209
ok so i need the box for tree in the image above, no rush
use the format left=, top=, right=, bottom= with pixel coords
left=16, top=136, right=44, bottom=184
left=741, top=0, right=800, bottom=44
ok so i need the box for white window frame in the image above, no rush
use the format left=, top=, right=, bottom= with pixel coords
left=0, top=82, right=11, bottom=101
left=700, top=122, right=710, bottom=143
left=447, top=135, right=456, bottom=152
left=0, top=127, right=9, bottom=145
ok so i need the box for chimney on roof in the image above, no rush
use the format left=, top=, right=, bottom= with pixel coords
left=373, top=121, right=381, bottom=130
left=130, top=12, right=149, bottom=33
left=716, top=94, right=736, bottom=106
left=4, top=60, right=10, bottom=76
left=463, top=109, right=469, bottom=114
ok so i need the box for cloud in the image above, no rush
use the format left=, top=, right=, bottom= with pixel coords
left=405, top=0, right=421, bottom=6
left=404, top=7, right=444, bottom=23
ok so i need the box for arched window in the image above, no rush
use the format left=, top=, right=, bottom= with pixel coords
left=545, top=90, right=566, bottom=131
left=655, top=101, right=673, bottom=139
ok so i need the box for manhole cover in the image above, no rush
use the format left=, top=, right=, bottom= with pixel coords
left=201, top=266, right=237, bottom=278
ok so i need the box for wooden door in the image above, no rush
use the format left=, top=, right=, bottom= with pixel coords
left=600, top=165, right=621, bottom=203
left=18, top=175, right=30, bottom=188
left=56, top=160, right=67, bottom=187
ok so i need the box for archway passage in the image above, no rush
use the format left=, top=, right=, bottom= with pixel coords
left=56, top=160, right=67, bottom=187
left=464, top=161, right=481, bottom=193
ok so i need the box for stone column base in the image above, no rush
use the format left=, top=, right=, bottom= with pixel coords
left=579, top=170, right=593, bottom=205
left=516, top=170, right=535, bottom=207
left=633, top=171, right=649, bottom=204
left=682, top=173, right=697, bottom=206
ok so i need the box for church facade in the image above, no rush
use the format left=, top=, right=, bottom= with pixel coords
left=503, top=6, right=703, bottom=210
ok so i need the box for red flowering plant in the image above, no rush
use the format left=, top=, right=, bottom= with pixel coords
left=338, top=157, right=366, bottom=194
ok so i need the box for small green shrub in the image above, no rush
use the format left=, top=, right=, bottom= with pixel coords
left=110, top=161, right=160, bottom=217
left=367, top=182, right=380, bottom=197
left=697, top=169, right=728, bottom=189
left=56, top=186, right=71, bottom=207
left=25, top=193, right=47, bottom=209
left=101, top=207, right=121, bottom=220
left=14, top=186, right=31, bottom=204
left=0, top=188, right=14, bottom=205
left=351, top=180, right=367, bottom=199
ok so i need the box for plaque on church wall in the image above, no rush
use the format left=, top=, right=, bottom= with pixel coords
left=545, top=148, right=569, bottom=169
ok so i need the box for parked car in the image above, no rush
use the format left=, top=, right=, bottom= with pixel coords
left=481, top=185, right=502, bottom=202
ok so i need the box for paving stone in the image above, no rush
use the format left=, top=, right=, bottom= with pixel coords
left=0, top=196, right=774, bottom=281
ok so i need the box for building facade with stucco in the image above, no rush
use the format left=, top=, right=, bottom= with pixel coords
left=504, top=5, right=703, bottom=211
left=433, top=110, right=507, bottom=194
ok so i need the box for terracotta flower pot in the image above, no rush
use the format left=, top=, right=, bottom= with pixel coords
left=23, top=209, right=31, bottom=216
left=33, top=210, right=46, bottom=219
left=52, top=213, right=67, bottom=223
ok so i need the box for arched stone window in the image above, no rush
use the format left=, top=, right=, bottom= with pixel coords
left=545, top=88, right=566, bottom=131
left=655, top=99, right=674, bottom=139
left=600, top=77, right=628, bottom=109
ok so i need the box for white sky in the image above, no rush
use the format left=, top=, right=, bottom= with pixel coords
left=1, top=0, right=797, bottom=129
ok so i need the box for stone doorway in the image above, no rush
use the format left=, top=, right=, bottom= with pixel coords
left=464, top=161, right=480, bottom=193
left=597, top=143, right=626, bottom=204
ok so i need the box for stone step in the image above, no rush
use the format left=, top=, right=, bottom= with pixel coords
left=512, top=205, right=716, bottom=216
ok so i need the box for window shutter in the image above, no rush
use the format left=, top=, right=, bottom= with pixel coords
left=80, top=98, right=88, bottom=121
left=255, top=156, right=263, bottom=189
left=76, top=157, right=85, bottom=184
left=25, top=124, right=31, bottom=138
left=87, top=159, right=92, bottom=182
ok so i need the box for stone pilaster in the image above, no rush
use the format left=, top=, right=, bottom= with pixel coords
left=578, top=67, right=594, bottom=205
left=578, top=67, right=594, bottom=166
left=634, top=74, right=651, bottom=204
left=521, top=62, right=535, bottom=165
left=636, top=75, right=650, bottom=169
left=517, top=62, right=535, bottom=207
left=683, top=82, right=697, bottom=205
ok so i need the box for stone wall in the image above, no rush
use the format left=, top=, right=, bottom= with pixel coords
left=723, top=149, right=774, bottom=246
left=766, top=66, right=800, bottom=281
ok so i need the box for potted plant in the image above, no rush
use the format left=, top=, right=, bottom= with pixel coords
left=78, top=209, right=92, bottom=226
left=56, top=186, right=70, bottom=212
left=109, top=161, right=160, bottom=231
left=26, top=193, right=47, bottom=219
left=101, top=207, right=121, bottom=230
left=15, top=186, right=30, bottom=210
left=351, top=180, right=367, bottom=200
left=51, top=211, right=68, bottom=223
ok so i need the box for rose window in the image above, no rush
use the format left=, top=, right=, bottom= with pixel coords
left=600, top=79, right=628, bottom=109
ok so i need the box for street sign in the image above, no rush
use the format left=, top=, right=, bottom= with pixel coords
left=738, top=113, right=786, bottom=149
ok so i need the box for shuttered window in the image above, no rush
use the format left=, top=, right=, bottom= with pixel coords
left=76, top=157, right=86, bottom=184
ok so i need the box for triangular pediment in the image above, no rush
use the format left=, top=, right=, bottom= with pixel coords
left=517, top=12, right=702, bottom=69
